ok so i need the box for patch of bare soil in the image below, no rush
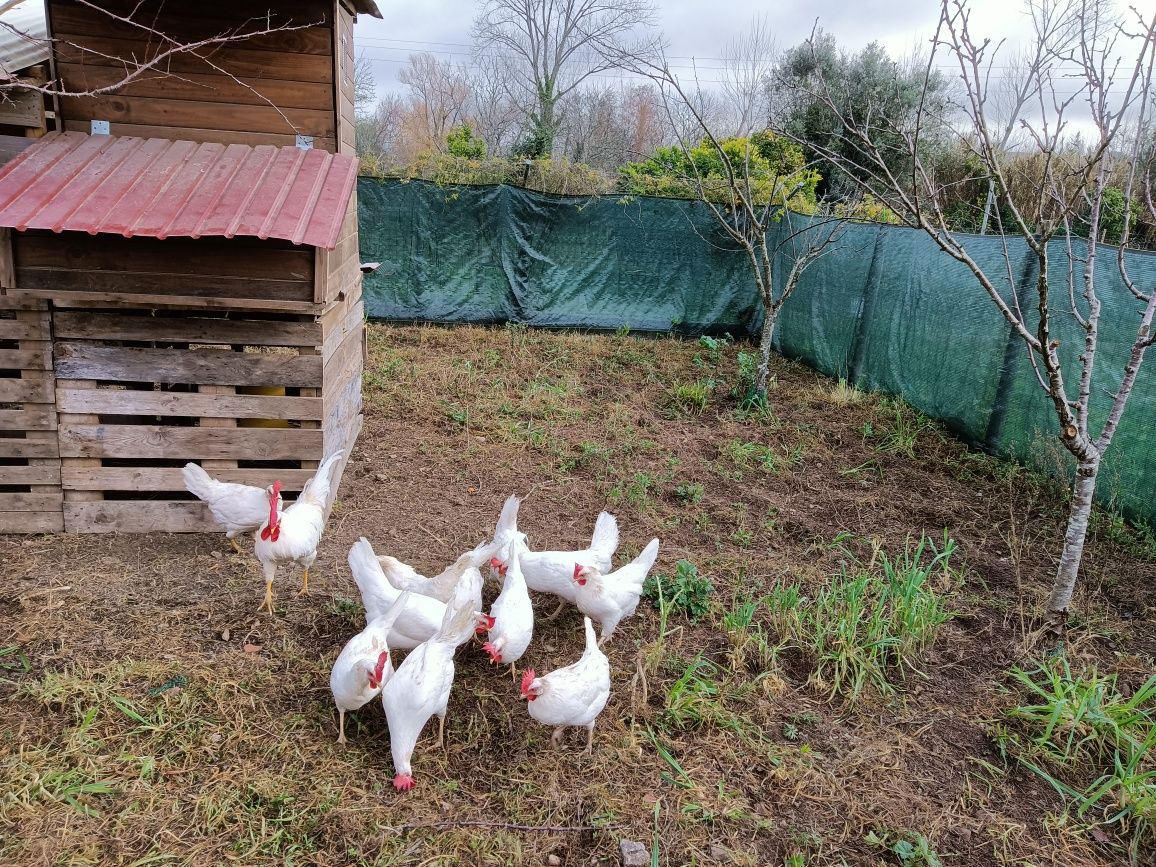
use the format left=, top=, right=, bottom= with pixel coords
left=0, top=323, right=1151, bottom=867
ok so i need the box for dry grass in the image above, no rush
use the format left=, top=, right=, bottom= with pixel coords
left=1, top=323, right=1152, bottom=867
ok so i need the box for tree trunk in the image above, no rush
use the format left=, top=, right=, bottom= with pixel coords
left=1045, top=457, right=1100, bottom=628
left=755, top=306, right=778, bottom=397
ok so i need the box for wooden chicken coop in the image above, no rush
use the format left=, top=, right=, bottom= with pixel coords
left=0, top=0, right=379, bottom=533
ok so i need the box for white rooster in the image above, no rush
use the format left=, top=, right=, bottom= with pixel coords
left=329, top=589, right=413, bottom=744
left=481, top=534, right=534, bottom=678
left=573, top=538, right=661, bottom=644
left=519, top=616, right=611, bottom=754
left=377, top=538, right=496, bottom=603
left=182, top=463, right=276, bottom=551
left=348, top=537, right=447, bottom=650
left=252, top=451, right=343, bottom=613
left=380, top=597, right=481, bottom=791
left=488, top=495, right=620, bottom=619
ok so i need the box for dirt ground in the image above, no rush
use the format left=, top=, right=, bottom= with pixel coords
left=1, top=323, right=1152, bottom=867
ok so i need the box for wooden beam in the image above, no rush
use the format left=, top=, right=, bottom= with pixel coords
left=58, top=424, right=324, bottom=460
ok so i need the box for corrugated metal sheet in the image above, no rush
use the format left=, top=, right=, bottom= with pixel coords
left=350, top=0, right=383, bottom=17
left=0, top=0, right=49, bottom=78
left=0, top=132, right=359, bottom=249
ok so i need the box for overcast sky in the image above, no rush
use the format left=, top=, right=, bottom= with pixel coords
left=355, top=0, right=1156, bottom=99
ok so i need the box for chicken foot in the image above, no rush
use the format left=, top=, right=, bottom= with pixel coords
left=337, top=709, right=347, bottom=745
left=257, top=579, right=275, bottom=614
left=545, top=600, right=566, bottom=621
left=583, top=723, right=595, bottom=756
left=229, top=537, right=243, bottom=554
left=550, top=726, right=565, bottom=748
left=436, top=713, right=446, bottom=749
left=297, top=569, right=310, bottom=596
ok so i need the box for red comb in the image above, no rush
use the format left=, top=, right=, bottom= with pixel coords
left=520, top=668, right=536, bottom=697
left=490, top=557, right=503, bottom=569
left=572, top=563, right=582, bottom=578
left=373, top=650, right=389, bottom=683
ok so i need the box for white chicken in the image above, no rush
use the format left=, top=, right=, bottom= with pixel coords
left=519, top=616, right=611, bottom=754
left=377, top=538, right=496, bottom=604
left=573, top=538, right=661, bottom=644
left=481, top=534, right=534, bottom=678
left=182, top=462, right=276, bottom=551
left=252, top=451, right=343, bottom=613
left=381, top=597, right=481, bottom=791
left=329, top=589, right=413, bottom=744
left=347, top=537, right=447, bottom=650
left=489, top=495, right=620, bottom=619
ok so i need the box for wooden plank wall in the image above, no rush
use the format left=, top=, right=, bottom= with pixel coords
left=0, top=296, right=63, bottom=533
left=334, top=2, right=357, bottom=155
left=49, top=0, right=339, bottom=151
left=12, top=232, right=317, bottom=309
left=53, top=307, right=330, bottom=533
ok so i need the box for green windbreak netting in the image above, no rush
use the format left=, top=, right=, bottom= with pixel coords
left=358, top=177, right=1156, bottom=523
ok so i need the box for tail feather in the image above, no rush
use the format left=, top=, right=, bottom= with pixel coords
left=439, top=597, right=482, bottom=645
left=349, top=537, right=388, bottom=594
left=492, top=495, right=521, bottom=546
left=632, top=538, right=661, bottom=573
left=299, top=450, right=345, bottom=508
left=181, top=462, right=217, bottom=502
left=589, top=512, right=620, bottom=561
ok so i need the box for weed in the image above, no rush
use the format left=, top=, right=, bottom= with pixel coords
left=731, top=528, right=754, bottom=548
left=765, top=534, right=957, bottom=702
left=674, top=481, right=704, bottom=505
left=667, top=378, right=713, bottom=415
left=559, top=440, right=612, bottom=472
left=663, top=655, right=744, bottom=736
left=865, top=829, right=943, bottom=867
left=733, top=350, right=767, bottom=410
left=1091, top=509, right=1156, bottom=561
left=868, top=399, right=939, bottom=459
left=827, top=378, right=866, bottom=406
left=610, top=472, right=656, bottom=510
left=643, top=560, right=714, bottom=620
left=719, top=439, right=804, bottom=479
left=998, top=659, right=1155, bottom=862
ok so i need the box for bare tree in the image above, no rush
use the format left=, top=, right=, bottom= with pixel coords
left=623, top=53, right=844, bottom=399
left=780, top=0, right=1156, bottom=631
left=472, top=0, right=658, bottom=157
left=720, top=15, right=776, bottom=138
left=398, top=53, right=473, bottom=152
left=468, top=53, right=524, bottom=156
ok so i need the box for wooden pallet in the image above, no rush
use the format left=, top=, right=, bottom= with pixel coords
left=0, top=295, right=62, bottom=533
left=52, top=291, right=363, bottom=533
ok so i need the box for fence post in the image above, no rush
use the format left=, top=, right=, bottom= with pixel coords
left=845, top=225, right=886, bottom=386
left=982, top=246, right=1039, bottom=451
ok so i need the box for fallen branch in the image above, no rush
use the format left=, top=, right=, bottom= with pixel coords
left=383, top=819, right=620, bottom=833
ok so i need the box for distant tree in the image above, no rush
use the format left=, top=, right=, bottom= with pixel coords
left=776, top=31, right=951, bottom=198
left=353, top=56, right=377, bottom=116
left=398, top=53, right=472, bottom=153
left=473, top=0, right=658, bottom=157
left=446, top=123, right=487, bottom=159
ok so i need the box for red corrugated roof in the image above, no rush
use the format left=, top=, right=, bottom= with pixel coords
left=0, top=132, right=359, bottom=249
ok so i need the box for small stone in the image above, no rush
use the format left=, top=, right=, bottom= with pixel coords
left=709, top=843, right=730, bottom=862
left=209, top=733, right=222, bottom=743
left=374, top=473, right=388, bottom=483
left=210, top=550, right=223, bottom=560
left=619, top=840, right=648, bottom=867
left=220, top=628, right=230, bottom=642
left=547, top=856, right=561, bottom=866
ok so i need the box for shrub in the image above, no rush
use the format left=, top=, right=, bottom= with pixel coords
left=643, top=559, right=714, bottom=620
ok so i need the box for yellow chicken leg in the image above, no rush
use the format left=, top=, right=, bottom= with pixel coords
left=258, top=579, right=275, bottom=614
left=436, top=714, right=446, bottom=749
left=229, top=537, right=243, bottom=554
left=509, top=662, right=518, bottom=682
left=298, top=569, right=310, bottom=596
